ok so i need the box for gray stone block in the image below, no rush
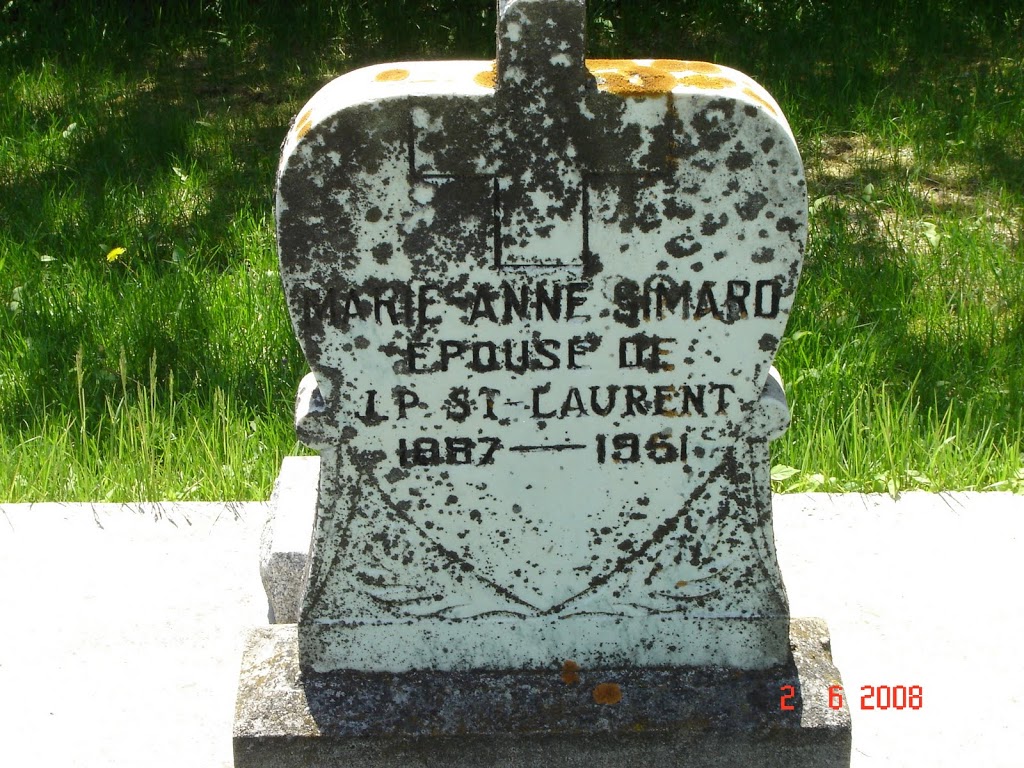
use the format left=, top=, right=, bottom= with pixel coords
left=233, top=618, right=851, bottom=767
left=259, top=456, right=318, bottom=623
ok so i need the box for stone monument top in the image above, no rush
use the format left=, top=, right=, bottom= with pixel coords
left=275, top=0, right=806, bottom=675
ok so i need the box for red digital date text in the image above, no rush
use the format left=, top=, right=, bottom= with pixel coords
left=779, top=684, right=923, bottom=711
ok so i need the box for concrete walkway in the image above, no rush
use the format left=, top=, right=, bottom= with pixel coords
left=1, top=492, right=1020, bottom=767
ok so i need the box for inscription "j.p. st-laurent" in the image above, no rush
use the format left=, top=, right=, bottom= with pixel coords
left=360, top=381, right=735, bottom=425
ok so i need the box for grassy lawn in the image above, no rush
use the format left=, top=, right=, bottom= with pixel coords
left=1, top=0, right=1022, bottom=501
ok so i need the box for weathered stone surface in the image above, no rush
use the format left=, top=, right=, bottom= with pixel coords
left=233, top=619, right=850, bottom=768
left=260, top=456, right=319, bottom=623
left=276, top=0, right=806, bottom=673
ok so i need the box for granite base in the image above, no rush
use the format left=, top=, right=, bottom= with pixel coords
left=233, top=618, right=850, bottom=767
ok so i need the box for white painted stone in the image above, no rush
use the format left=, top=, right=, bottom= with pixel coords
left=276, top=0, right=806, bottom=673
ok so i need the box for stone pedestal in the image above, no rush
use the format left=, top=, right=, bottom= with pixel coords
left=259, top=456, right=318, bottom=623
left=233, top=619, right=850, bottom=768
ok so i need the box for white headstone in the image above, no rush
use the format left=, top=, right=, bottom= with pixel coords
left=276, top=0, right=806, bottom=673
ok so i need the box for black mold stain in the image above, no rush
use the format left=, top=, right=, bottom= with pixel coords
left=371, top=242, right=393, bottom=263
left=725, top=146, right=753, bottom=171
left=690, top=98, right=735, bottom=153
left=665, top=236, right=702, bottom=259
left=662, top=197, right=695, bottom=221
left=775, top=216, right=799, bottom=233
left=581, top=246, right=603, bottom=279
left=734, top=190, right=768, bottom=221
left=700, top=212, right=728, bottom=236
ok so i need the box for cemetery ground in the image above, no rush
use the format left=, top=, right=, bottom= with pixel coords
left=3, top=493, right=1023, bottom=766
left=2, top=0, right=1023, bottom=503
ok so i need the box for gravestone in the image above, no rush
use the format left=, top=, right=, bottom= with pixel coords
left=235, top=1, right=851, bottom=765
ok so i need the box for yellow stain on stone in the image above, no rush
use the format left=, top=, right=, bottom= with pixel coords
left=593, top=682, right=623, bottom=705
left=743, top=86, right=778, bottom=116
left=295, top=109, right=313, bottom=141
left=587, top=59, right=676, bottom=95
left=677, top=60, right=724, bottom=75
left=375, top=68, right=409, bottom=82
left=677, top=74, right=736, bottom=90
left=649, top=59, right=690, bottom=72
left=560, top=660, right=581, bottom=685
left=585, top=59, right=739, bottom=96
left=474, top=63, right=497, bottom=90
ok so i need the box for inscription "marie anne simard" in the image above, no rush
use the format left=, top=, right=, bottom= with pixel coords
left=299, top=275, right=784, bottom=332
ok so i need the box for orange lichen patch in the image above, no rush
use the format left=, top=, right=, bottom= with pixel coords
left=683, top=60, right=724, bottom=75
left=561, top=660, right=581, bottom=685
left=474, top=63, right=497, bottom=90
left=675, top=580, right=688, bottom=588
left=294, top=109, right=313, bottom=141
left=375, top=68, right=409, bottom=82
left=677, top=74, right=736, bottom=90
left=587, top=59, right=676, bottom=95
left=649, top=59, right=689, bottom=72
left=593, top=682, right=623, bottom=705
left=743, top=87, right=778, bottom=116
left=648, top=60, right=726, bottom=78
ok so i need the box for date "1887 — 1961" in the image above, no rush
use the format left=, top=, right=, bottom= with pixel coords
left=395, top=431, right=692, bottom=468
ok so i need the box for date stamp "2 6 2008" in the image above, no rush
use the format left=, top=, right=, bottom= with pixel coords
left=780, top=684, right=924, bottom=711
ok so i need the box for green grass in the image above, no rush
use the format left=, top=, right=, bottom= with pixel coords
left=1, top=1, right=1023, bottom=501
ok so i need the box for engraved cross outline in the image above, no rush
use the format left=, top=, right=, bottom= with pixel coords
left=407, top=114, right=679, bottom=271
